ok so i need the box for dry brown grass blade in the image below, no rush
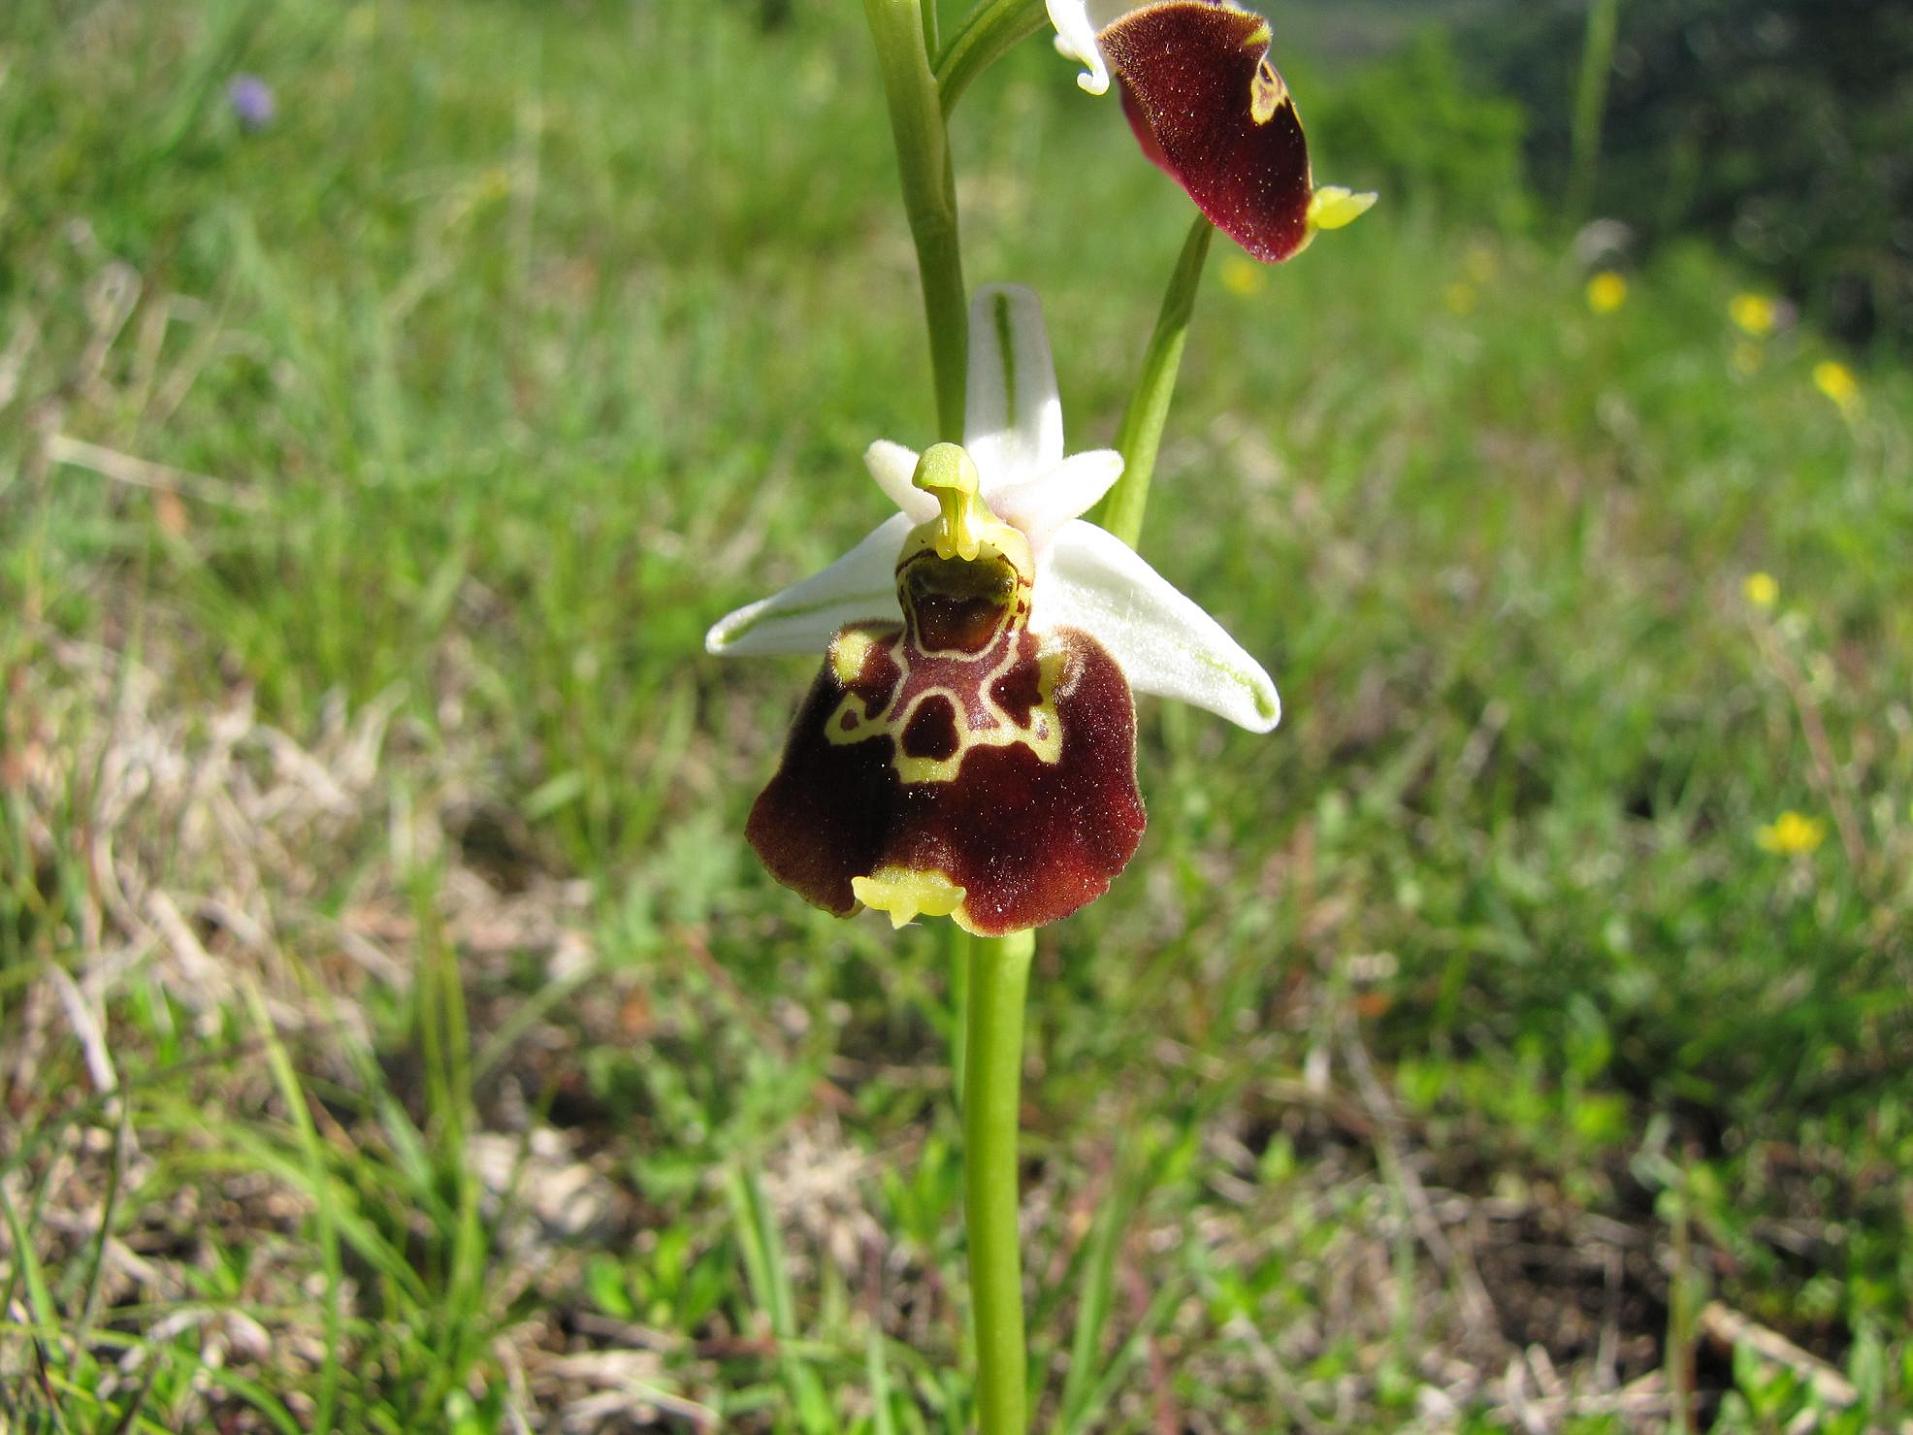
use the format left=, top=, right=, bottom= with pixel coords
left=43, top=433, right=263, bottom=511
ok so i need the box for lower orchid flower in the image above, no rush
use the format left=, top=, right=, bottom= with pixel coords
left=1045, top=0, right=1376, bottom=263
left=707, top=285, right=1279, bottom=936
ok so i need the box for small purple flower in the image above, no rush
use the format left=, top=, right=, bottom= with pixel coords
left=227, top=75, right=276, bottom=132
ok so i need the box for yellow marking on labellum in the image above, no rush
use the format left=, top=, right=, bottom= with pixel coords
left=853, top=867, right=967, bottom=929
left=1243, top=20, right=1272, bottom=48
left=829, top=627, right=877, bottom=684
left=1250, top=59, right=1289, bottom=126
left=824, top=625, right=1067, bottom=786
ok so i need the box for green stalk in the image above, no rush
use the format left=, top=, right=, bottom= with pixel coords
left=1567, top=0, right=1623, bottom=225
left=935, top=0, right=1048, bottom=116
left=1097, top=216, right=1214, bottom=549
left=864, top=0, right=969, bottom=441
left=964, top=927, right=1035, bottom=1434
left=948, top=924, right=973, bottom=1108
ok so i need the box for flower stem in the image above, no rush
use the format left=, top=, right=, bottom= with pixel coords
left=964, top=926, right=1034, bottom=1434
left=948, top=924, right=972, bottom=1108
left=864, top=0, right=969, bottom=441
left=1567, top=0, right=1623, bottom=225
left=1097, top=215, right=1214, bottom=550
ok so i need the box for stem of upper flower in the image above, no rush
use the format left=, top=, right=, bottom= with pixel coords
left=964, top=926, right=1034, bottom=1434
left=1097, top=215, right=1215, bottom=550
left=863, top=0, right=969, bottom=442
left=935, top=0, right=1049, bottom=116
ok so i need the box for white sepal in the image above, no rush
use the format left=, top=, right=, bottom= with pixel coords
left=704, top=513, right=910, bottom=657
left=964, top=284, right=1065, bottom=485
left=1046, top=0, right=1111, bottom=94
left=1034, top=520, right=1280, bottom=732
left=988, top=449, right=1124, bottom=552
left=864, top=440, right=936, bottom=523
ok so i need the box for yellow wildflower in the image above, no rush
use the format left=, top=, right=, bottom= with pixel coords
left=1756, top=811, right=1826, bottom=856
left=1586, top=271, right=1627, bottom=314
left=1729, top=293, right=1777, bottom=337
left=1219, top=256, right=1265, bottom=298
left=1743, top=572, right=1778, bottom=608
left=1812, top=360, right=1861, bottom=417
left=1443, top=281, right=1477, bottom=316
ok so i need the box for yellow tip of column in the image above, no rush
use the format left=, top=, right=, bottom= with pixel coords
left=914, top=444, right=986, bottom=562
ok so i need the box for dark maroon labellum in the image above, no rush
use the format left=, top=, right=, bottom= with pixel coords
left=746, top=620, right=1146, bottom=935
left=1101, top=0, right=1314, bottom=263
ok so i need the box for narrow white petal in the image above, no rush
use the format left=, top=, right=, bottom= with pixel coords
left=864, top=440, right=937, bottom=523
left=1034, top=521, right=1280, bottom=731
left=965, top=285, right=1064, bottom=486
left=1046, top=0, right=1110, bottom=94
left=989, top=449, right=1124, bottom=550
left=705, top=513, right=909, bottom=657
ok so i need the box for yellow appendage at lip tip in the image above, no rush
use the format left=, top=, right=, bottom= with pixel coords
left=1290, top=186, right=1378, bottom=256
left=853, top=867, right=969, bottom=929
left=1306, top=187, right=1377, bottom=233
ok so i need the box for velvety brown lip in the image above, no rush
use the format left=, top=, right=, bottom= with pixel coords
left=1100, top=1, right=1315, bottom=263
left=746, top=622, right=1145, bottom=934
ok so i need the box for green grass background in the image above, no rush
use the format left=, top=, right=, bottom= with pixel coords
left=1, top=0, right=1909, bottom=1430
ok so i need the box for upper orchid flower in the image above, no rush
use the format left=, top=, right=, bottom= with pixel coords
left=707, top=285, right=1278, bottom=936
left=1045, top=0, right=1375, bottom=263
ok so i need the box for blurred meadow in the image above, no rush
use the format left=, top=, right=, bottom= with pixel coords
left=2, top=0, right=1910, bottom=1429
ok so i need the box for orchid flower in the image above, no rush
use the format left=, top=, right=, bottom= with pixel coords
left=1045, top=0, right=1375, bottom=263
left=707, top=285, right=1278, bottom=936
